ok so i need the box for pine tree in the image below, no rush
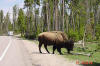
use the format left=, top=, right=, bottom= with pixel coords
left=18, top=9, right=26, bottom=36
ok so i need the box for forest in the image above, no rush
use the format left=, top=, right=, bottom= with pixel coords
left=0, top=0, right=100, bottom=41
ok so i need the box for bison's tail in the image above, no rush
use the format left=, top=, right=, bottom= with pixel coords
left=38, top=36, right=41, bottom=41
left=38, top=35, right=44, bottom=42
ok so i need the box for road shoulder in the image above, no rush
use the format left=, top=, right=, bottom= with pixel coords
left=22, top=39, right=79, bottom=66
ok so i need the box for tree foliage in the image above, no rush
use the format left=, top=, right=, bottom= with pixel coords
left=1, top=0, right=100, bottom=41
left=18, top=9, right=26, bottom=36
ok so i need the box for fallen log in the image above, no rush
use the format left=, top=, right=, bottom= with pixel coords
left=63, top=52, right=94, bottom=57
left=70, top=52, right=92, bottom=57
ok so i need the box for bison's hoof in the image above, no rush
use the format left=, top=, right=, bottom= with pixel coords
left=60, top=53, right=63, bottom=55
left=68, top=52, right=71, bottom=54
left=40, top=52, right=42, bottom=53
left=48, top=52, right=50, bottom=54
left=52, top=53, right=54, bottom=54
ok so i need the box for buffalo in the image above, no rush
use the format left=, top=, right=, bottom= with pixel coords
left=38, top=31, right=74, bottom=54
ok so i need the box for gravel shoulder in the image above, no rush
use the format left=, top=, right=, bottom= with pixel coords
left=21, top=39, right=79, bottom=66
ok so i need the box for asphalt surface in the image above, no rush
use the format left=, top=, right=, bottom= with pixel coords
left=0, top=36, right=78, bottom=66
left=0, top=36, right=32, bottom=66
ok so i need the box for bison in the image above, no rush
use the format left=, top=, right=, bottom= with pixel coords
left=38, top=31, right=74, bottom=54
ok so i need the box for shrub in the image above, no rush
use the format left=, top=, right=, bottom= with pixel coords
left=67, top=28, right=79, bottom=41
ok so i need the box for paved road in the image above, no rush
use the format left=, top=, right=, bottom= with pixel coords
left=0, top=36, right=78, bottom=66
left=0, top=36, right=32, bottom=66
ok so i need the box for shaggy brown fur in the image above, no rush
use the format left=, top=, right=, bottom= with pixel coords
left=50, top=31, right=68, bottom=41
left=38, top=31, right=74, bottom=54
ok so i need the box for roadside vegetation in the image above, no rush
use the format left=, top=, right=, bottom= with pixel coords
left=32, top=40, right=100, bottom=66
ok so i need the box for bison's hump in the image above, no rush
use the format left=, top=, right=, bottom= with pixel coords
left=38, top=31, right=68, bottom=42
left=51, top=31, right=68, bottom=41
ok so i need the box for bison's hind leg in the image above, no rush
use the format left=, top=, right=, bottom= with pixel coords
left=68, top=50, right=70, bottom=54
left=39, top=42, right=42, bottom=53
left=44, top=44, right=50, bottom=53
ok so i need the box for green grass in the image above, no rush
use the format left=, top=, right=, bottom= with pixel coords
left=62, top=43, right=100, bottom=66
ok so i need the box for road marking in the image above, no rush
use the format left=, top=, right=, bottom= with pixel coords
left=0, top=37, right=12, bottom=61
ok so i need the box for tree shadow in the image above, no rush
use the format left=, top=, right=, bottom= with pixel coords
left=32, top=52, right=51, bottom=54
left=80, top=62, right=100, bottom=66
left=14, top=36, right=30, bottom=40
left=31, top=51, right=67, bottom=55
left=64, top=52, right=75, bottom=55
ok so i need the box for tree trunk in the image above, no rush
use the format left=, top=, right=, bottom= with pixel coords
left=72, top=12, right=75, bottom=31
left=93, top=4, right=98, bottom=39
left=62, top=0, right=64, bottom=31
left=66, top=15, right=69, bottom=33
left=53, top=0, right=55, bottom=30
left=46, top=1, right=50, bottom=31
left=78, top=14, right=80, bottom=34
left=55, top=0, right=58, bottom=31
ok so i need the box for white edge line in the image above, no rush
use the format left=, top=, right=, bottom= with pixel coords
left=0, top=37, right=12, bottom=61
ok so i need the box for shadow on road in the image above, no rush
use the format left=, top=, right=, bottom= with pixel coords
left=32, top=52, right=68, bottom=56
left=32, top=52, right=51, bottom=55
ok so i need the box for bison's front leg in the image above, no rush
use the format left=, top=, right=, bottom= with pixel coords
left=57, top=47, right=63, bottom=55
left=39, top=42, right=42, bottom=53
left=52, top=45, right=56, bottom=54
left=44, top=44, right=50, bottom=53
left=67, top=49, right=71, bottom=54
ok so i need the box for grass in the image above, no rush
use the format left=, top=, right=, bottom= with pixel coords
left=62, top=43, right=100, bottom=66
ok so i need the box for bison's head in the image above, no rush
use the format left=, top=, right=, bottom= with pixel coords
left=65, top=39, right=74, bottom=53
